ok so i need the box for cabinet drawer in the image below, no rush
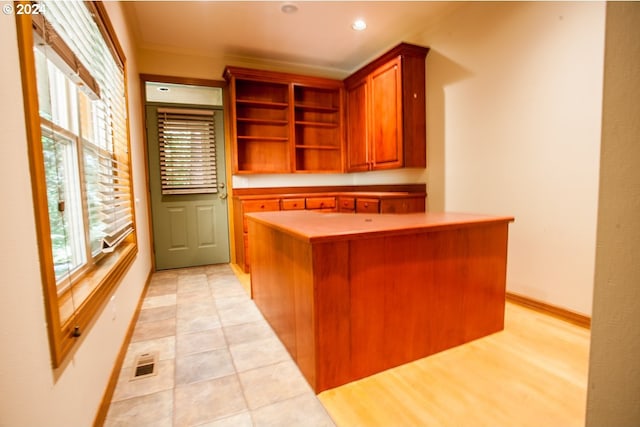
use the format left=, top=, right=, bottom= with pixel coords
left=356, top=198, right=380, bottom=213
left=281, top=198, right=306, bottom=210
left=306, top=197, right=336, bottom=210
left=243, top=199, right=281, bottom=213
left=380, top=197, right=425, bottom=214
left=242, top=199, right=280, bottom=232
left=338, top=197, right=355, bottom=212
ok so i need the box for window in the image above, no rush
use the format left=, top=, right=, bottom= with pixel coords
left=16, top=1, right=137, bottom=367
left=158, top=108, right=218, bottom=195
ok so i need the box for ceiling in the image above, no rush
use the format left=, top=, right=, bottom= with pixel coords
left=122, top=1, right=457, bottom=76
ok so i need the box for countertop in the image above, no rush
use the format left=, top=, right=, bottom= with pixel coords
left=234, top=191, right=425, bottom=201
left=246, top=211, right=515, bottom=243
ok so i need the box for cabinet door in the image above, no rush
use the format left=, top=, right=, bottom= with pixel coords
left=346, top=78, right=369, bottom=172
left=369, top=57, right=403, bottom=170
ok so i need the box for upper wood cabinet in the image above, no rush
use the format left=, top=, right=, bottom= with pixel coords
left=224, top=67, right=344, bottom=174
left=344, top=43, right=429, bottom=172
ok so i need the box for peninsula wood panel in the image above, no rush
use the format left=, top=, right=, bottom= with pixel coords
left=349, top=225, right=508, bottom=381
left=248, top=212, right=512, bottom=393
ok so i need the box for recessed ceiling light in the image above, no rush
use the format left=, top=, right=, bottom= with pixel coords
left=352, top=19, right=367, bottom=31
left=157, top=86, right=170, bottom=92
left=281, top=2, right=298, bottom=14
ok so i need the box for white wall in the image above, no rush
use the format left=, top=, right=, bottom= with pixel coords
left=586, top=3, right=640, bottom=425
left=419, top=2, right=605, bottom=315
left=0, top=3, right=151, bottom=426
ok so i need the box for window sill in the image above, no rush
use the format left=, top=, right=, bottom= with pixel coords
left=56, top=240, right=137, bottom=365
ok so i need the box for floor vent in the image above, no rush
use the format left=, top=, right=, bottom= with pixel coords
left=130, top=352, right=158, bottom=381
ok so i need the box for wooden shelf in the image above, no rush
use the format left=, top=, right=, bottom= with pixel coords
left=238, top=117, right=288, bottom=125
left=295, top=103, right=339, bottom=112
left=295, top=121, right=338, bottom=128
left=237, top=136, right=288, bottom=142
left=237, top=99, right=288, bottom=109
left=295, top=145, right=340, bottom=150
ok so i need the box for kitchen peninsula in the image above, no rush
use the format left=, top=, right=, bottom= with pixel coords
left=247, top=211, right=514, bottom=393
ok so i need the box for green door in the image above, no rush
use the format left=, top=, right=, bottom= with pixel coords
left=146, top=105, right=230, bottom=270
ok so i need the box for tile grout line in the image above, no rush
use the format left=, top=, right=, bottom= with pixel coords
left=210, top=271, right=256, bottom=426
left=107, top=266, right=335, bottom=427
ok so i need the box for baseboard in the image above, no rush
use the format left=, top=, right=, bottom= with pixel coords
left=93, top=268, right=154, bottom=427
left=229, top=262, right=251, bottom=296
left=506, top=292, right=591, bottom=329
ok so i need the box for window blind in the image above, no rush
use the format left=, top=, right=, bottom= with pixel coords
left=157, top=108, right=218, bottom=195
left=40, top=1, right=133, bottom=253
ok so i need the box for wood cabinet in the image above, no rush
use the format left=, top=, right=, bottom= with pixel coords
left=233, top=198, right=280, bottom=272
left=233, top=187, right=426, bottom=272
left=345, top=43, right=429, bottom=172
left=224, top=67, right=343, bottom=174
left=224, top=43, right=428, bottom=175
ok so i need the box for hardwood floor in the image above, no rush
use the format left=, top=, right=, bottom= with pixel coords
left=231, top=265, right=590, bottom=426
left=317, top=302, right=590, bottom=427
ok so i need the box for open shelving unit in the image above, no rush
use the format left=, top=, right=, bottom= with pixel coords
left=232, top=79, right=291, bottom=173
left=225, top=66, right=344, bottom=174
left=293, top=85, right=342, bottom=172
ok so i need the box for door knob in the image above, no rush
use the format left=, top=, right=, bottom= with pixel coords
left=219, top=193, right=228, bottom=200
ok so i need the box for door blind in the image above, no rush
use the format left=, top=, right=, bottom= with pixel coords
left=158, top=108, right=218, bottom=195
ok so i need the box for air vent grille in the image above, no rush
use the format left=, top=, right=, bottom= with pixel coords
left=130, top=352, right=158, bottom=381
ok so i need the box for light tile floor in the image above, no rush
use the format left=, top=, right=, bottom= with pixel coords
left=104, top=264, right=336, bottom=427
